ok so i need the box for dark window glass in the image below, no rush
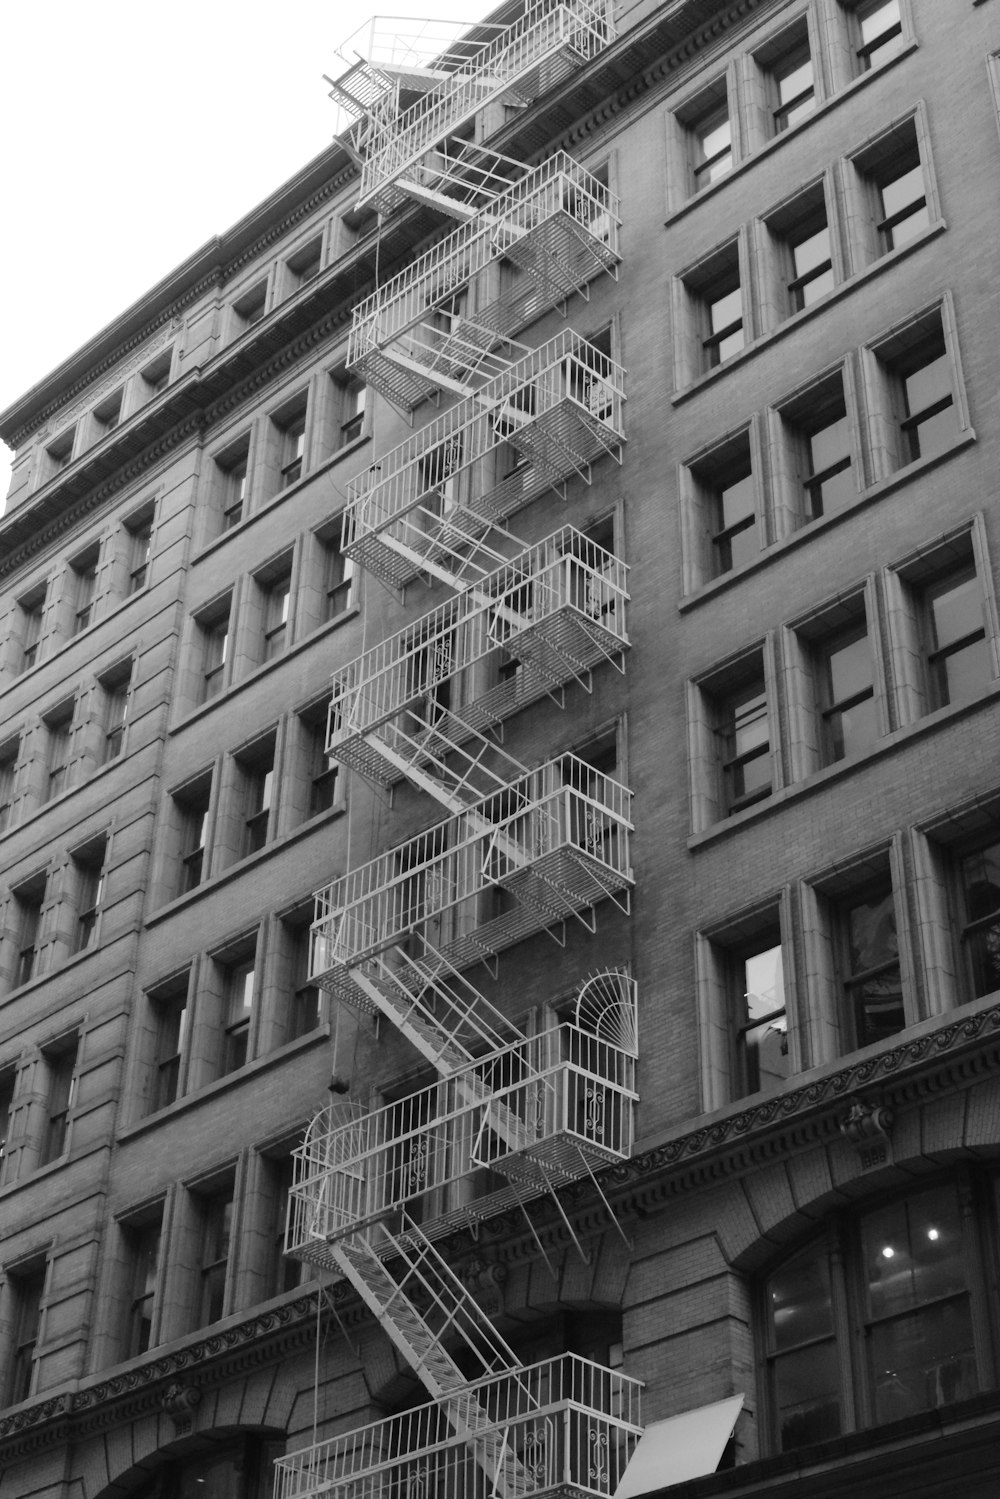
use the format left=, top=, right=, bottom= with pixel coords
left=843, top=887, right=904, bottom=1046
left=819, top=627, right=877, bottom=763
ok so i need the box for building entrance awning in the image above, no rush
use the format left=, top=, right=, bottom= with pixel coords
left=614, top=1393, right=745, bottom=1497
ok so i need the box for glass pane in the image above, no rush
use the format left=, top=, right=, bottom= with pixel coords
left=904, top=352, right=950, bottom=418
left=889, top=201, right=930, bottom=249
left=809, top=412, right=850, bottom=468
left=961, top=843, right=1000, bottom=921
left=826, top=634, right=873, bottom=705
left=852, top=966, right=904, bottom=1045
left=811, top=463, right=854, bottom=517
left=744, top=945, right=784, bottom=1019
left=864, top=1184, right=966, bottom=1320
left=967, top=917, right=1000, bottom=998
left=778, top=57, right=813, bottom=107
left=774, top=1342, right=841, bottom=1449
left=909, top=400, right=956, bottom=461
left=710, top=287, right=742, bottom=336
left=938, top=634, right=991, bottom=708
left=929, top=572, right=981, bottom=651
left=781, top=93, right=815, bottom=129
left=698, top=115, right=731, bottom=163
left=718, top=471, right=754, bottom=529
left=861, top=0, right=901, bottom=46
left=881, top=164, right=924, bottom=224
left=792, top=226, right=830, bottom=280
left=799, top=267, right=834, bottom=307
left=716, top=326, right=745, bottom=362
left=735, top=750, right=771, bottom=800
left=742, top=1016, right=789, bottom=1093
left=700, top=150, right=733, bottom=185
left=870, top=1299, right=976, bottom=1423
left=732, top=690, right=769, bottom=756
left=829, top=693, right=878, bottom=761
left=769, top=1246, right=834, bottom=1352
left=727, top=519, right=760, bottom=571
left=847, top=890, right=896, bottom=971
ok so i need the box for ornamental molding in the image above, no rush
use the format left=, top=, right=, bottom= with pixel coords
left=11, top=165, right=358, bottom=449
left=44, top=320, right=181, bottom=435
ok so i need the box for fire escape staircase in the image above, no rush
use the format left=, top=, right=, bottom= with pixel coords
left=286, top=11, right=636, bottom=1493
left=327, top=1, right=615, bottom=214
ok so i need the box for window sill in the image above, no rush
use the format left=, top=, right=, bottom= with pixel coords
left=168, top=607, right=360, bottom=735
left=145, top=798, right=347, bottom=928
left=679, top=427, right=976, bottom=612
left=665, top=39, right=919, bottom=226
left=117, top=1024, right=331, bottom=1142
left=672, top=216, right=946, bottom=406
left=192, top=433, right=371, bottom=564
left=688, top=675, right=1000, bottom=849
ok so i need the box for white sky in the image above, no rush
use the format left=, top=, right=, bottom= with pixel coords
left=0, top=0, right=480, bottom=506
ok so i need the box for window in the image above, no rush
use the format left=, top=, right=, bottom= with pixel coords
left=232, top=281, right=267, bottom=333
left=233, top=734, right=277, bottom=857
left=850, top=0, right=903, bottom=71
left=677, top=240, right=745, bottom=383
left=139, top=351, right=172, bottom=400
left=44, top=428, right=75, bottom=478
left=868, top=307, right=959, bottom=473
left=328, top=373, right=367, bottom=451
left=222, top=954, right=256, bottom=1073
left=683, top=82, right=733, bottom=193
left=98, top=659, right=132, bottom=762
left=255, top=554, right=293, bottom=662
left=267, top=1155, right=303, bottom=1296
left=762, top=1176, right=986, bottom=1453
left=816, top=623, right=877, bottom=764
left=122, top=1214, right=162, bottom=1357
left=282, top=905, right=323, bottom=1038
left=839, top=879, right=904, bottom=1048
left=318, top=517, right=356, bottom=620
left=298, top=699, right=339, bottom=818
left=70, top=834, right=107, bottom=953
left=888, top=530, right=992, bottom=721
left=39, top=1034, right=78, bottom=1166
left=11, top=874, right=45, bottom=987
left=765, top=183, right=833, bottom=320
left=775, top=372, right=855, bottom=528
left=92, top=389, right=123, bottom=437
left=197, top=1185, right=235, bottom=1325
left=686, top=429, right=758, bottom=580
left=279, top=411, right=307, bottom=489
left=195, top=595, right=231, bottom=702
left=70, top=545, right=100, bottom=633
left=287, top=236, right=322, bottom=289
left=125, top=508, right=154, bottom=593
left=43, top=699, right=75, bottom=801
left=6, top=1265, right=44, bottom=1405
left=921, top=565, right=990, bottom=710
left=0, top=1067, right=15, bottom=1174
left=173, top=773, right=212, bottom=894
left=734, top=939, right=788, bottom=1096
left=958, top=839, right=1000, bottom=1000
left=0, top=736, right=20, bottom=834
left=854, top=118, right=930, bottom=257
left=691, top=651, right=775, bottom=828
left=720, top=681, right=771, bottom=814
left=756, top=20, right=815, bottom=135
left=17, top=583, right=46, bottom=673
left=216, top=437, right=251, bottom=530
left=148, top=972, right=189, bottom=1110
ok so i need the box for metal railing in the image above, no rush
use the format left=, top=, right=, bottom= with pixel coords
left=348, top=154, right=620, bottom=363
left=329, top=525, right=628, bottom=751
left=273, top=1353, right=642, bottom=1499
left=310, top=756, right=632, bottom=976
left=339, top=0, right=615, bottom=205
left=287, top=1022, right=636, bottom=1255
left=343, top=331, right=626, bottom=566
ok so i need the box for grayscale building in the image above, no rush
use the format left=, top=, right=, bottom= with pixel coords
left=2, top=1, right=1000, bottom=1496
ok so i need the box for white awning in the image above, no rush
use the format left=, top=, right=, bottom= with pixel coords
left=614, top=1393, right=745, bottom=1498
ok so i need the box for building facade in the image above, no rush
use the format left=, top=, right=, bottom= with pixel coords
left=2, top=0, right=1000, bottom=1495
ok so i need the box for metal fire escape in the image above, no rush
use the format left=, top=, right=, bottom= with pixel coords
left=278, top=7, right=641, bottom=1497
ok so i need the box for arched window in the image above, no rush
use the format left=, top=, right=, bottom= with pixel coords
left=762, top=1176, right=992, bottom=1452
left=132, top=1436, right=282, bottom=1499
